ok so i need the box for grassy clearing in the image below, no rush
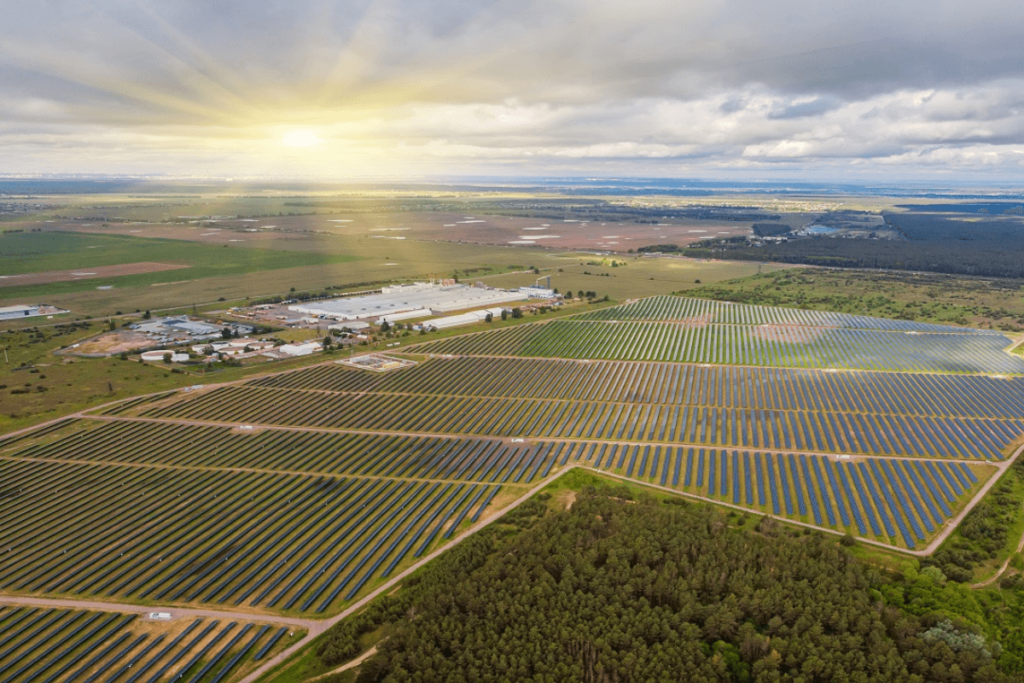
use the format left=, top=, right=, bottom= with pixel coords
left=0, top=322, right=200, bottom=431
left=482, top=252, right=785, bottom=301
left=691, top=268, right=1024, bottom=332
left=926, top=460, right=1024, bottom=584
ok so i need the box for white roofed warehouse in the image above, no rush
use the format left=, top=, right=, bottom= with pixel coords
left=288, top=283, right=530, bottom=321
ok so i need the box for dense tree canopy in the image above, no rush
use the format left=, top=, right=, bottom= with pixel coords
left=685, top=213, right=1024, bottom=279
left=326, top=485, right=1011, bottom=683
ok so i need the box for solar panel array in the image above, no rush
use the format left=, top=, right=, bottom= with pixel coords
left=415, top=296, right=1024, bottom=374
left=0, top=607, right=288, bottom=683
left=1, top=294, right=1021, bottom=681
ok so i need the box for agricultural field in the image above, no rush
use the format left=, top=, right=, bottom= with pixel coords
left=0, top=605, right=300, bottom=683
left=1, top=204, right=781, bottom=320
left=0, top=231, right=360, bottom=301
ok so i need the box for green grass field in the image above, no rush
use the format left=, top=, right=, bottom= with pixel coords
left=0, top=231, right=362, bottom=300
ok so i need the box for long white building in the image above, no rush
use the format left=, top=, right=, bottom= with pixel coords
left=289, top=283, right=530, bottom=321
left=427, top=307, right=506, bottom=330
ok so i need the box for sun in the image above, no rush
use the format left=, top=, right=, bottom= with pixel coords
left=281, top=129, right=321, bottom=148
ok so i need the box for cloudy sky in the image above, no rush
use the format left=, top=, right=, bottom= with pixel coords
left=2, top=0, right=1023, bottom=180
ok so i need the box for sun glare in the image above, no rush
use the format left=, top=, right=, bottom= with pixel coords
left=281, top=129, right=321, bottom=148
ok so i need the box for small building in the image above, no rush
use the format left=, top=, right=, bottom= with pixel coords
left=329, top=321, right=370, bottom=333
left=278, top=341, right=322, bottom=357
left=0, top=304, right=66, bottom=321
left=0, top=304, right=40, bottom=320
left=140, top=350, right=189, bottom=363
left=519, top=286, right=556, bottom=299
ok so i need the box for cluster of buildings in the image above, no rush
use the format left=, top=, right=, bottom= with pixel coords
left=139, top=281, right=559, bottom=365
left=266, top=340, right=324, bottom=358
left=130, top=316, right=253, bottom=342
left=142, top=337, right=319, bottom=364
left=132, top=315, right=267, bottom=364
left=191, top=338, right=276, bottom=357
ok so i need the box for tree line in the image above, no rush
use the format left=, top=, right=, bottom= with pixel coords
left=684, top=213, right=1024, bottom=279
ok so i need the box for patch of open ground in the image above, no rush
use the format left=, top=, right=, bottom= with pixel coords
left=65, top=329, right=159, bottom=355
left=0, top=261, right=189, bottom=287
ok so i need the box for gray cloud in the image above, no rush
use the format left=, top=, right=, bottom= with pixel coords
left=0, top=0, right=1023, bottom=178
left=768, top=97, right=843, bottom=120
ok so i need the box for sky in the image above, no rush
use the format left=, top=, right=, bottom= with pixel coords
left=2, top=0, right=1024, bottom=181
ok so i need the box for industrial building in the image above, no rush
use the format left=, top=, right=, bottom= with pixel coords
left=329, top=321, right=371, bottom=333
left=140, top=350, right=189, bottom=363
left=425, top=307, right=506, bottom=330
left=191, top=339, right=275, bottom=357
left=0, top=304, right=68, bottom=321
left=375, top=309, right=432, bottom=325
left=276, top=341, right=323, bottom=357
left=288, top=283, right=534, bottom=321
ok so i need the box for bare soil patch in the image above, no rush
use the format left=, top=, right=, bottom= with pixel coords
left=67, top=330, right=156, bottom=356
left=752, top=324, right=827, bottom=344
